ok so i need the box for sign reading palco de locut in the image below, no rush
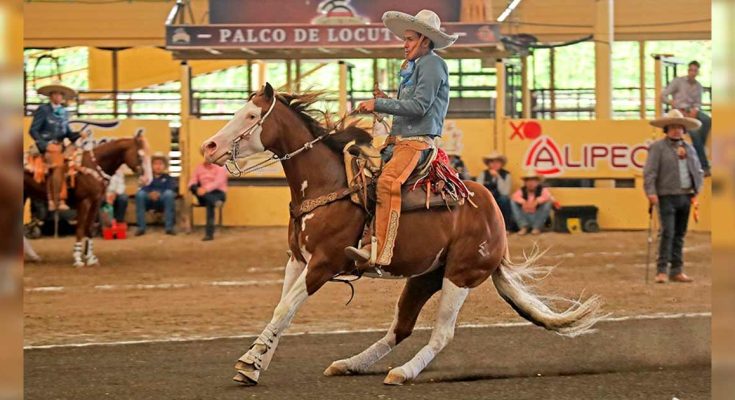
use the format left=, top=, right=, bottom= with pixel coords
left=166, top=24, right=500, bottom=48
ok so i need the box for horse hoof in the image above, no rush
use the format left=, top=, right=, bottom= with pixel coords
left=73, top=262, right=85, bottom=268
left=233, top=369, right=259, bottom=386
left=323, top=360, right=350, bottom=376
left=86, top=260, right=100, bottom=267
left=383, top=368, right=407, bottom=386
left=234, top=361, right=248, bottom=370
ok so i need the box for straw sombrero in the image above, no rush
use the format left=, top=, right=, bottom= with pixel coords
left=382, top=10, right=458, bottom=50
left=650, top=109, right=701, bottom=131
left=151, top=151, right=169, bottom=166
left=521, top=170, right=544, bottom=181
left=37, top=81, right=76, bottom=100
left=482, top=151, right=507, bottom=165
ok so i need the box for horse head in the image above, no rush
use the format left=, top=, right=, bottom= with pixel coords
left=127, top=129, right=152, bottom=185
left=201, top=82, right=282, bottom=167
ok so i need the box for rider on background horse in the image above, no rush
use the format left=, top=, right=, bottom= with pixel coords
left=28, top=81, right=79, bottom=212
left=345, top=9, right=458, bottom=267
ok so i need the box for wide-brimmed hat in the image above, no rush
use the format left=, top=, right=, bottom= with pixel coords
left=382, top=9, right=458, bottom=50
left=37, top=81, right=76, bottom=100
left=650, top=109, right=701, bottom=131
left=521, top=170, right=544, bottom=181
left=151, top=151, right=169, bottom=166
left=482, top=151, right=507, bottom=165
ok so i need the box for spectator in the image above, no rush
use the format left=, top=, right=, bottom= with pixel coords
left=660, top=60, right=711, bottom=176
left=135, top=152, right=177, bottom=236
left=446, top=149, right=470, bottom=180
left=511, top=171, right=552, bottom=236
left=189, top=159, right=228, bottom=241
left=644, top=109, right=704, bottom=284
left=476, top=151, right=515, bottom=231
left=104, top=167, right=129, bottom=223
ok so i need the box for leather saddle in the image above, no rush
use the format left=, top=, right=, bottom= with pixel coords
left=342, top=140, right=466, bottom=213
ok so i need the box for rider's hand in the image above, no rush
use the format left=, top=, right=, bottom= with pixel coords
left=647, top=194, right=658, bottom=206
left=357, top=99, right=376, bottom=113
left=196, top=187, right=207, bottom=197
left=373, top=84, right=388, bottom=99
left=148, top=191, right=161, bottom=201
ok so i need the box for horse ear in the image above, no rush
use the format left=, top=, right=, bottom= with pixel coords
left=134, top=128, right=144, bottom=138
left=264, top=82, right=274, bottom=100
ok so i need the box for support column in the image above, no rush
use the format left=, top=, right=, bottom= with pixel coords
left=521, top=55, right=531, bottom=119
left=179, top=61, right=193, bottom=233
left=639, top=41, right=646, bottom=119
left=494, top=59, right=505, bottom=151
left=372, top=58, right=379, bottom=91
left=295, top=59, right=302, bottom=92
left=550, top=48, right=556, bottom=119
left=112, top=48, right=119, bottom=118
left=246, top=60, right=252, bottom=94
left=338, top=61, right=348, bottom=115
left=258, top=60, right=267, bottom=88
left=654, top=55, right=663, bottom=118
left=286, top=59, right=293, bottom=93
left=594, top=0, right=614, bottom=119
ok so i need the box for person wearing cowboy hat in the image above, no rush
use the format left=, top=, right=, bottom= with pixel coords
left=510, top=170, right=553, bottom=235
left=644, top=109, right=704, bottom=284
left=445, top=149, right=470, bottom=180
left=29, top=81, right=78, bottom=212
left=346, top=9, right=458, bottom=266
left=135, top=152, right=178, bottom=236
left=476, top=151, right=515, bottom=231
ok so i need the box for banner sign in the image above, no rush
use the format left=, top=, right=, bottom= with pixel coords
left=209, top=0, right=461, bottom=24
left=505, top=120, right=656, bottom=178
left=166, top=23, right=500, bottom=49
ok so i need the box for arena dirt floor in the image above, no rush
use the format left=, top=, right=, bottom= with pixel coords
left=24, top=228, right=712, bottom=398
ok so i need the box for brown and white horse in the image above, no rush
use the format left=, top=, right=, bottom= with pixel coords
left=24, top=131, right=152, bottom=267
left=201, top=84, right=603, bottom=386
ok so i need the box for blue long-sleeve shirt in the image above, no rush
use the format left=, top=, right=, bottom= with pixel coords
left=375, top=51, right=450, bottom=138
left=140, top=174, right=178, bottom=194
left=29, top=103, right=79, bottom=153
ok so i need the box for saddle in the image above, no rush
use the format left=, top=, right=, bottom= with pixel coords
left=342, top=140, right=473, bottom=213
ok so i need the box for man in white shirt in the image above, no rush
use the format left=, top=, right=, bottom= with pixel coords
left=105, top=167, right=129, bottom=222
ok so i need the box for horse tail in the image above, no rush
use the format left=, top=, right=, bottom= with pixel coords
left=491, top=244, right=605, bottom=337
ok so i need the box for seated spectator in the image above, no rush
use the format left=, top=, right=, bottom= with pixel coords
left=104, top=167, right=129, bottom=223
left=135, top=152, right=177, bottom=236
left=511, top=171, right=552, bottom=235
left=189, top=159, right=229, bottom=241
left=446, top=149, right=470, bottom=180
left=476, top=151, right=515, bottom=232
left=660, top=60, right=711, bottom=176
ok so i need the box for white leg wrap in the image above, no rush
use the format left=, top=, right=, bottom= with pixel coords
left=391, top=278, right=469, bottom=381
left=343, top=337, right=394, bottom=373
left=238, top=268, right=310, bottom=375
left=72, top=241, right=84, bottom=268
left=84, top=237, right=99, bottom=265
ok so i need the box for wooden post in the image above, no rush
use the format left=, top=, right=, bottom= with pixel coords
left=338, top=61, right=348, bottom=115
left=594, top=0, right=614, bottom=119
left=654, top=55, right=663, bottom=118
left=639, top=41, right=647, bottom=119
left=550, top=48, right=556, bottom=119
left=372, top=58, right=379, bottom=91
left=179, top=61, right=193, bottom=233
left=286, top=59, right=293, bottom=93
left=246, top=60, right=252, bottom=94
left=521, top=55, right=531, bottom=119
left=112, top=48, right=119, bottom=118
left=494, top=58, right=505, bottom=151
left=295, top=59, right=302, bottom=92
left=258, top=60, right=267, bottom=88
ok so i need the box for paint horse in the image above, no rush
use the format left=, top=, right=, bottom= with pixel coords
left=201, top=83, right=603, bottom=386
left=24, top=131, right=152, bottom=267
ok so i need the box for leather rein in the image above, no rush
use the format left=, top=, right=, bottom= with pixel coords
left=223, top=95, right=385, bottom=221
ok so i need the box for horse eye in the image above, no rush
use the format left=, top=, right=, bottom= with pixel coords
left=249, top=114, right=256, bottom=119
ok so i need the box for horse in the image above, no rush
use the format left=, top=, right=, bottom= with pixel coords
left=23, top=131, right=152, bottom=267
left=201, top=83, right=604, bottom=386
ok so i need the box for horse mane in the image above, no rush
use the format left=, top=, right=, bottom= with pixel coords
left=275, top=92, right=373, bottom=153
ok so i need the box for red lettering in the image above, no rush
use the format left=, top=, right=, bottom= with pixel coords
left=630, top=145, right=648, bottom=169
left=564, top=145, right=581, bottom=168
left=610, top=146, right=628, bottom=168
left=509, top=121, right=525, bottom=141
left=589, top=146, right=609, bottom=168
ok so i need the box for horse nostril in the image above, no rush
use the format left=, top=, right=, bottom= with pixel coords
left=203, top=141, right=217, bottom=156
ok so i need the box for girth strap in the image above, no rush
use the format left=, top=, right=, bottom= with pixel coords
left=290, top=185, right=362, bottom=220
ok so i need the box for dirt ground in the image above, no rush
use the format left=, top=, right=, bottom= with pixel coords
left=24, top=228, right=711, bottom=347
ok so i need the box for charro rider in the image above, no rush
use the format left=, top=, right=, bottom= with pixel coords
left=28, top=81, right=79, bottom=211
left=345, top=9, right=457, bottom=266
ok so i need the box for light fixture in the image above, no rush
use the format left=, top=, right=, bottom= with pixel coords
left=497, top=0, right=523, bottom=22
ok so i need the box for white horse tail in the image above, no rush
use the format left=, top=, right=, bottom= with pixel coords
left=491, top=244, right=606, bottom=337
